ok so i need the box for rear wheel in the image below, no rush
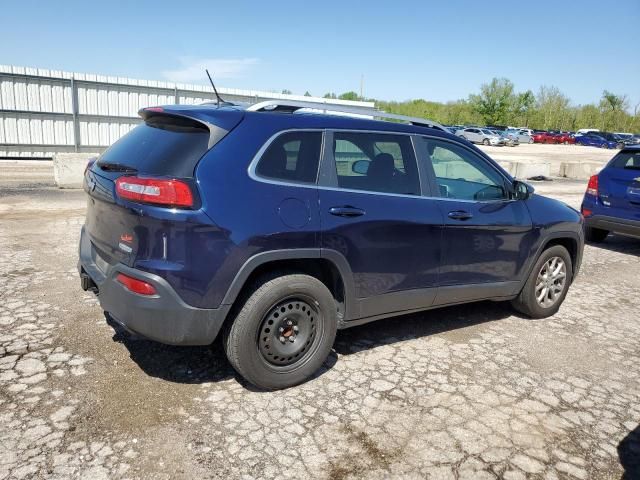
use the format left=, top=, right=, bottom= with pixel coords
left=223, top=273, right=337, bottom=390
left=585, top=226, right=609, bottom=243
left=511, top=245, right=573, bottom=318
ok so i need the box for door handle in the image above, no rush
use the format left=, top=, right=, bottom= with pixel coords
left=329, top=206, right=365, bottom=218
left=448, top=210, right=473, bottom=221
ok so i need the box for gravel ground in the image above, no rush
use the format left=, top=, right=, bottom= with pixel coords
left=0, top=160, right=639, bottom=480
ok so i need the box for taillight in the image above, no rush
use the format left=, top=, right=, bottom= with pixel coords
left=581, top=207, right=593, bottom=217
left=115, top=176, right=194, bottom=208
left=586, top=175, right=598, bottom=196
left=116, top=273, right=157, bottom=296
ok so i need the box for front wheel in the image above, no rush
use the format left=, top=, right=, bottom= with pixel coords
left=483, top=138, right=490, bottom=146
left=511, top=245, right=573, bottom=319
left=223, top=273, right=338, bottom=390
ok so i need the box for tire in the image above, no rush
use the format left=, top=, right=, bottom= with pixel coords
left=529, top=138, right=534, bottom=144
left=483, top=138, right=490, bottom=146
left=511, top=245, right=573, bottom=319
left=601, top=143, right=608, bottom=149
left=223, top=273, right=338, bottom=390
left=585, top=226, right=609, bottom=243
left=617, top=142, right=624, bottom=149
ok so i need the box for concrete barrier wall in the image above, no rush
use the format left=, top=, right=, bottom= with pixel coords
left=559, top=161, right=603, bottom=180
left=52, top=153, right=98, bottom=188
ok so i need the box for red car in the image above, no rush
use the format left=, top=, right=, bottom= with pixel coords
left=555, top=133, right=575, bottom=145
left=532, top=132, right=559, bottom=144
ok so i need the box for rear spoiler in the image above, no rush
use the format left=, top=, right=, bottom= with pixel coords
left=138, top=107, right=240, bottom=149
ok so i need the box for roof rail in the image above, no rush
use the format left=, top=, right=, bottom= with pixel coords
left=246, top=100, right=445, bottom=131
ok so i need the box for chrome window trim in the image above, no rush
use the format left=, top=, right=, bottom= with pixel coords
left=247, top=128, right=515, bottom=203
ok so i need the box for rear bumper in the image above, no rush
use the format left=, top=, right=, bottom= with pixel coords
left=585, top=214, right=640, bottom=238
left=78, top=226, right=229, bottom=346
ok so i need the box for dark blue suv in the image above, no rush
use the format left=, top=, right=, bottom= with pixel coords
left=79, top=100, right=584, bottom=389
left=581, top=146, right=640, bottom=242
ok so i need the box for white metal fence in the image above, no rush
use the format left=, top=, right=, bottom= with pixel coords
left=0, top=65, right=375, bottom=158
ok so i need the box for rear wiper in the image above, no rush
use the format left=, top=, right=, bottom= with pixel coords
left=98, top=162, right=138, bottom=173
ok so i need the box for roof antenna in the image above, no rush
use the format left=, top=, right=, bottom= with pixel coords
left=206, top=69, right=227, bottom=107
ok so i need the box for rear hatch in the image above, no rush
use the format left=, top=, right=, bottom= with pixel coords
left=84, top=107, right=243, bottom=267
left=598, top=149, right=640, bottom=219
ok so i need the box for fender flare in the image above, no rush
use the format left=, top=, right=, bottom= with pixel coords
left=220, top=248, right=357, bottom=319
left=519, top=230, right=583, bottom=290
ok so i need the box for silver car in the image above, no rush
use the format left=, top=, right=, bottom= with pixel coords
left=506, top=128, right=533, bottom=144
left=456, top=128, right=501, bottom=146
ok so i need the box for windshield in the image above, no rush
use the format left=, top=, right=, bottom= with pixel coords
left=481, top=129, right=495, bottom=135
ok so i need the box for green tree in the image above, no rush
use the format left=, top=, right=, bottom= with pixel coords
left=304, top=91, right=312, bottom=97
left=468, top=78, right=515, bottom=125
left=535, top=86, right=570, bottom=130
left=281, top=89, right=292, bottom=95
left=323, top=92, right=337, bottom=99
left=338, top=91, right=360, bottom=101
left=600, top=90, right=629, bottom=131
left=513, top=90, right=535, bottom=126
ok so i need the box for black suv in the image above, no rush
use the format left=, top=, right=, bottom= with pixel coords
left=79, top=100, right=584, bottom=390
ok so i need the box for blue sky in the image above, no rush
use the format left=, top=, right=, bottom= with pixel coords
left=2, top=0, right=639, bottom=108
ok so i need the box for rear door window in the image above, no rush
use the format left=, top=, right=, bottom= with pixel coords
left=332, top=132, right=420, bottom=195
left=97, top=115, right=210, bottom=178
left=255, top=131, right=322, bottom=184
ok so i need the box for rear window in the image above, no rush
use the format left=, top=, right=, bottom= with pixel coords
left=97, top=115, right=210, bottom=178
left=610, top=151, right=640, bottom=170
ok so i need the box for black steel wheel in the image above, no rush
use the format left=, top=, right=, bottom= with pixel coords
left=223, top=273, right=337, bottom=390
left=258, top=295, right=320, bottom=367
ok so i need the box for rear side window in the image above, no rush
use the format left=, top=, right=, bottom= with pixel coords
left=97, top=115, right=210, bottom=178
left=610, top=151, right=640, bottom=169
left=255, top=131, right=322, bottom=184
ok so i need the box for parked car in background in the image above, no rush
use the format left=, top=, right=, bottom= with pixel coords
left=575, top=128, right=599, bottom=137
left=581, top=146, right=640, bottom=242
left=495, top=130, right=519, bottom=147
left=599, top=132, right=637, bottom=149
left=518, top=128, right=535, bottom=137
left=456, top=127, right=501, bottom=146
left=576, top=131, right=618, bottom=149
left=506, top=128, right=534, bottom=144
left=77, top=99, right=584, bottom=389
left=533, top=132, right=559, bottom=144
left=555, top=132, right=576, bottom=145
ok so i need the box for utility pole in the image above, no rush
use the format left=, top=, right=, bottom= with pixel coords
left=360, top=74, right=364, bottom=100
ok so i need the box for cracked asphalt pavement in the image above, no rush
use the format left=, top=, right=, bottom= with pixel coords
left=1, top=161, right=639, bottom=479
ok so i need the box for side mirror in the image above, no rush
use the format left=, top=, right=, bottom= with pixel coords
left=352, top=160, right=370, bottom=175
left=513, top=180, right=534, bottom=200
